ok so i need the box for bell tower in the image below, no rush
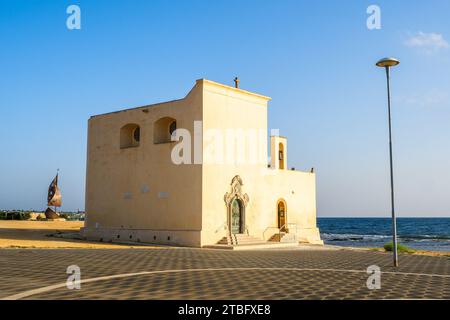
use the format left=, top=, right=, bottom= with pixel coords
left=270, top=136, right=287, bottom=170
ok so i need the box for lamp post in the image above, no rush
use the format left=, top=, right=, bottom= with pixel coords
left=376, top=57, right=400, bottom=267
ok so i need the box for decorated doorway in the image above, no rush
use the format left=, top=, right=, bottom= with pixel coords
left=224, top=176, right=249, bottom=235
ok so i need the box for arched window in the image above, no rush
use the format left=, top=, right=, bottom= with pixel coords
left=169, top=120, right=177, bottom=136
left=278, top=143, right=284, bottom=169
left=153, top=117, right=177, bottom=144
left=120, top=123, right=140, bottom=149
left=277, top=199, right=287, bottom=231
left=133, top=127, right=140, bottom=142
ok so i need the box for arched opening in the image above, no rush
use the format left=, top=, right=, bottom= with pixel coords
left=153, top=117, right=177, bottom=144
left=278, top=143, right=284, bottom=169
left=169, top=120, right=177, bottom=136
left=277, top=199, right=287, bottom=232
left=231, top=198, right=244, bottom=234
left=120, top=123, right=140, bottom=149
left=133, top=127, right=140, bottom=142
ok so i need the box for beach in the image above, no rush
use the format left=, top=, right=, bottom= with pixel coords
left=0, top=221, right=158, bottom=249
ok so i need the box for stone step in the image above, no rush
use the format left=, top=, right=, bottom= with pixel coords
left=217, top=234, right=266, bottom=246
left=217, top=236, right=234, bottom=245
left=280, top=233, right=297, bottom=243
left=269, top=232, right=287, bottom=242
left=269, top=232, right=297, bottom=243
left=234, top=235, right=263, bottom=239
left=234, top=239, right=265, bottom=243
left=205, top=242, right=299, bottom=250
left=233, top=235, right=266, bottom=245
left=235, top=237, right=263, bottom=240
left=234, top=233, right=258, bottom=238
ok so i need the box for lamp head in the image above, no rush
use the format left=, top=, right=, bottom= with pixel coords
left=376, top=57, right=400, bottom=68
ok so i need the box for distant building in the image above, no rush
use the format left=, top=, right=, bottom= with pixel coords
left=82, top=79, right=322, bottom=247
left=29, top=212, right=46, bottom=220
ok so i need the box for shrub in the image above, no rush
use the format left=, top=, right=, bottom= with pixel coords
left=19, top=212, right=31, bottom=220
left=0, top=211, right=32, bottom=220
left=384, top=241, right=415, bottom=254
left=19, top=212, right=28, bottom=220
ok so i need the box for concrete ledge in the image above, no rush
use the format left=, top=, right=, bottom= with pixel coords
left=203, top=242, right=299, bottom=251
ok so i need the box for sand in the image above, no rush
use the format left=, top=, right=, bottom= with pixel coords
left=0, top=220, right=84, bottom=231
left=0, top=220, right=160, bottom=249
left=368, top=247, right=449, bottom=257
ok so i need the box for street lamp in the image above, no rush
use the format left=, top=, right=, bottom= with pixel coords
left=376, top=57, right=400, bottom=267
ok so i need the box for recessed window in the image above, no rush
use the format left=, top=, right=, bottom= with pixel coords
left=120, top=123, right=140, bottom=149
left=169, top=121, right=177, bottom=136
left=133, top=127, right=140, bottom=142
left=154, top=117, right=177, bottom=144
left=278, top=143, right=285, bottom=169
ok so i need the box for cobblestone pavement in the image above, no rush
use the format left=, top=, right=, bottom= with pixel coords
left=0, top=247, right=448, bottom=299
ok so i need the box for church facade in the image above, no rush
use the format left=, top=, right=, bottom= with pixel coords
left=82, top=79, right=322, bottom=247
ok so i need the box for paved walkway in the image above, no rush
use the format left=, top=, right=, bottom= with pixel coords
left=0, top=247, right=448, bottom=299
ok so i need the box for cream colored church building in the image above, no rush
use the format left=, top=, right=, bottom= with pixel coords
left=82, top=79, right=322, bottom=247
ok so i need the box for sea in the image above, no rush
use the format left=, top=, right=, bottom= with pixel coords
left=317, top=218, right=450, bottom=252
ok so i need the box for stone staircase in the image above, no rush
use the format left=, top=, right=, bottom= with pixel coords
left=269, top=232, right=297, bottom=243
left=206, top=232, right=299, bottom=250
left=217, top=234, right=266, bottom=246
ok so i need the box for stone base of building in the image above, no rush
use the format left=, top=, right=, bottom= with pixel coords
left=297, top=227, right=324, bottom=245
left=81, top=226, right=323, bottom=247
left=81, top=227, right=202, bottom=247
left=203, top=242, right=300, bottom=250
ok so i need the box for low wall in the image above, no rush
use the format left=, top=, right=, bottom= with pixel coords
left=297, top=227, right=324, bottom=245
left=81, top=227, right=202, bottom=247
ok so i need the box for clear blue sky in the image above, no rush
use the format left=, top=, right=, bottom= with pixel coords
left=1, top=0, right=449, bottom=216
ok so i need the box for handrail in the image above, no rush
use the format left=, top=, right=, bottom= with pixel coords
left=287, top=222, right=297, bottom=233
left=287, top=223, right=298, bottom=241
left=278, top=223, right=287, bottom=240
left=262, top=226, right=279, bottom=240
left=263, top=223, right=299, bottom=242
left=215, top=221, right=228, bottom=233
